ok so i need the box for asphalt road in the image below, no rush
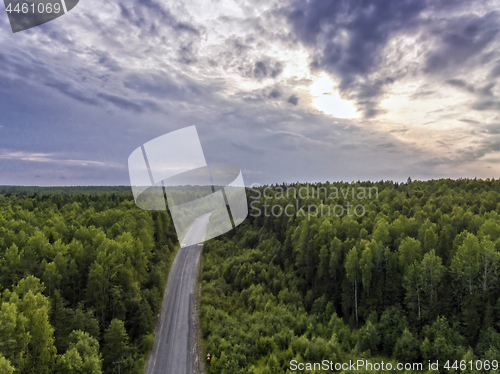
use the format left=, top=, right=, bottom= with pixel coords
left=145, top=213, right=210, bottom=374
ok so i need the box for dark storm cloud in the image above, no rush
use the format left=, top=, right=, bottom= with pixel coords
left=253, top=60, right=284, bottom=80
left=0, top=49, right=54, bottom=82
left=270, top=62, right=283, bottom=78
left=123, top=72, right=206, bottom=101
left=445, top=78, right=476, bottom=93
left=483, top=124, right=500, bottom=134
left=35, top=22, right=76, bottom=48
left=93, top=50, right=122, bottom=72
left=45, top=78, right=161, bottom=113
left=230, top=141, right=263, bottom=155
left=287, top=0, right=429, bottom=117
left=45, top=81, right=101, bottom=106
left=479, top=83, right=496, bottom=97
left=459, top=118, right=480, bottom=125
left=472, top=100, right=500, bottom=111
left=124, top=73, right=182, bottom=99
left=0, top=41, right=147, bottom=114
left=13, top=61, right=160, bottom=113
left=119, top=0, right=200, bottom=35
left=378, top=142, right=397, bottom=151
left=178, top=43, right=198, bottom=64
left=288, top=0, right=426, bottom=79
left=287, top=0, right=499, bottom=118
left=97, top=92, right=159, bottom=113
left=425, top=11, right=499, bottom=73
left=287, top=94, right=298, bottom=106
left=0, top=51, right=102, bottom=108
left=439, top=135, right=500, bottom=165
left=490, top=62, right=500, bottom=78
left=254, top=61, right=267, bottom=79
left=268, top=89, right=281, bottom=99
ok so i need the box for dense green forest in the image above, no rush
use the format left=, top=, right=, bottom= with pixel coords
left=0, top=186, right=131, bottom=196
left=201, top=179, right=500, bottom=373
left=3, top=180, right=500, bottom=373
left=0, top=189, right=178, bottom=373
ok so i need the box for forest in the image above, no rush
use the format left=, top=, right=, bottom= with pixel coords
left=201, top=179, right=500, bottom=373
left=0, top=189, right=178, bottom=373
left=2, top=179, right=500, bottom=373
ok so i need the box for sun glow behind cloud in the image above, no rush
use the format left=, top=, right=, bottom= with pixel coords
left=309, top=74, right=358, bottom=118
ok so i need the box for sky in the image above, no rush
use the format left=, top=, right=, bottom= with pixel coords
left=1, top=0, right=500, bottom=186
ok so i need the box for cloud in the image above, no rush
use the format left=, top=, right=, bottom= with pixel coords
left=446, top=79, right=475, bottom=92
left=288, top=0, right=426, bottom=118
left=268, top=89, right=281, bottom=99
left=253, top=60, right=284, bottom=80
left=123, top=72, right=212, bottom=105
left=93, top=50, right=122, bottom=72
left=178, top=42, right=198, bottom=64
left=97, top=92, right=160, bottom=113
left=459, top=118, right=480, bottom=124
left=287, top=0, right=428, bottom=104
left=0, top=150, right=123, bottom=168
left=2, top=0, right=500, bottom=185
left=483, top=124, right=500, bottom=134
left=490, top=61, right=500, bottom=78
left=120, top=0, right=201, bottom=35
left=480, top=82, right=496, bottom=97
left=45, top=80, right=101, bottom=106
left=287, top=94, right=298, bottom=105
left=286, top=0, right=500, bottom=118
left=472, top=100, right=500, bottom=111
left=424, top=11, right=499, bottom=73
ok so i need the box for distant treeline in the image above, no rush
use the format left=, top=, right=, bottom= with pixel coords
left=201, top=178, right=500, bottom=373
left=0, top=186, right=132, bottom=196
left=0, top=191, right=178, bottom=373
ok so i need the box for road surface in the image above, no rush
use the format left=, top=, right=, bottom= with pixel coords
left=145, top=213, right=210, bottom=374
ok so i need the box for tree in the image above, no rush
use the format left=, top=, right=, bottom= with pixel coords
left=345, top=246, right=361, bottom=325
left=393, top=328, right=419, bottom=362
left=478, top=237, right=500, bottom=295
left=451, top=233, right=481, bottom=296
left=403, top=262, right=422, bottom=320
left=423, top=227, right=438, bottom=253
left=403, top=250, right=444, bottom=320
left=398, top=237, right=422, bottom=268
left=86, top=262, right=109, bottom=327
left=0, top=354, right=15, bottom=374
left=360, top=241, right=375, bottom=296
left=69, top=306, right=100, bottom=340
left=50, top=290, right=69, bottom=353
left=102, top=319, right=130, bottom=372
left=419, top=250, right=444, bottom=314
left=15, top=289, right=57, bottom=374
left=0, top=301, right=29, bottom=368
left=56, top=330, right=102, bottom=374
left=43, top=261, right=61, bottom=297
left=421, top=317, right=465, bottom=363
left=359, top=320, right=380, bottom=354
left=328, top=237, right=342, bottom=280
left=56, top=348, right=83, bottom=373
left=0, top=244, right=22, bottom=288
left=378, top=306, right=409, bottom=355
